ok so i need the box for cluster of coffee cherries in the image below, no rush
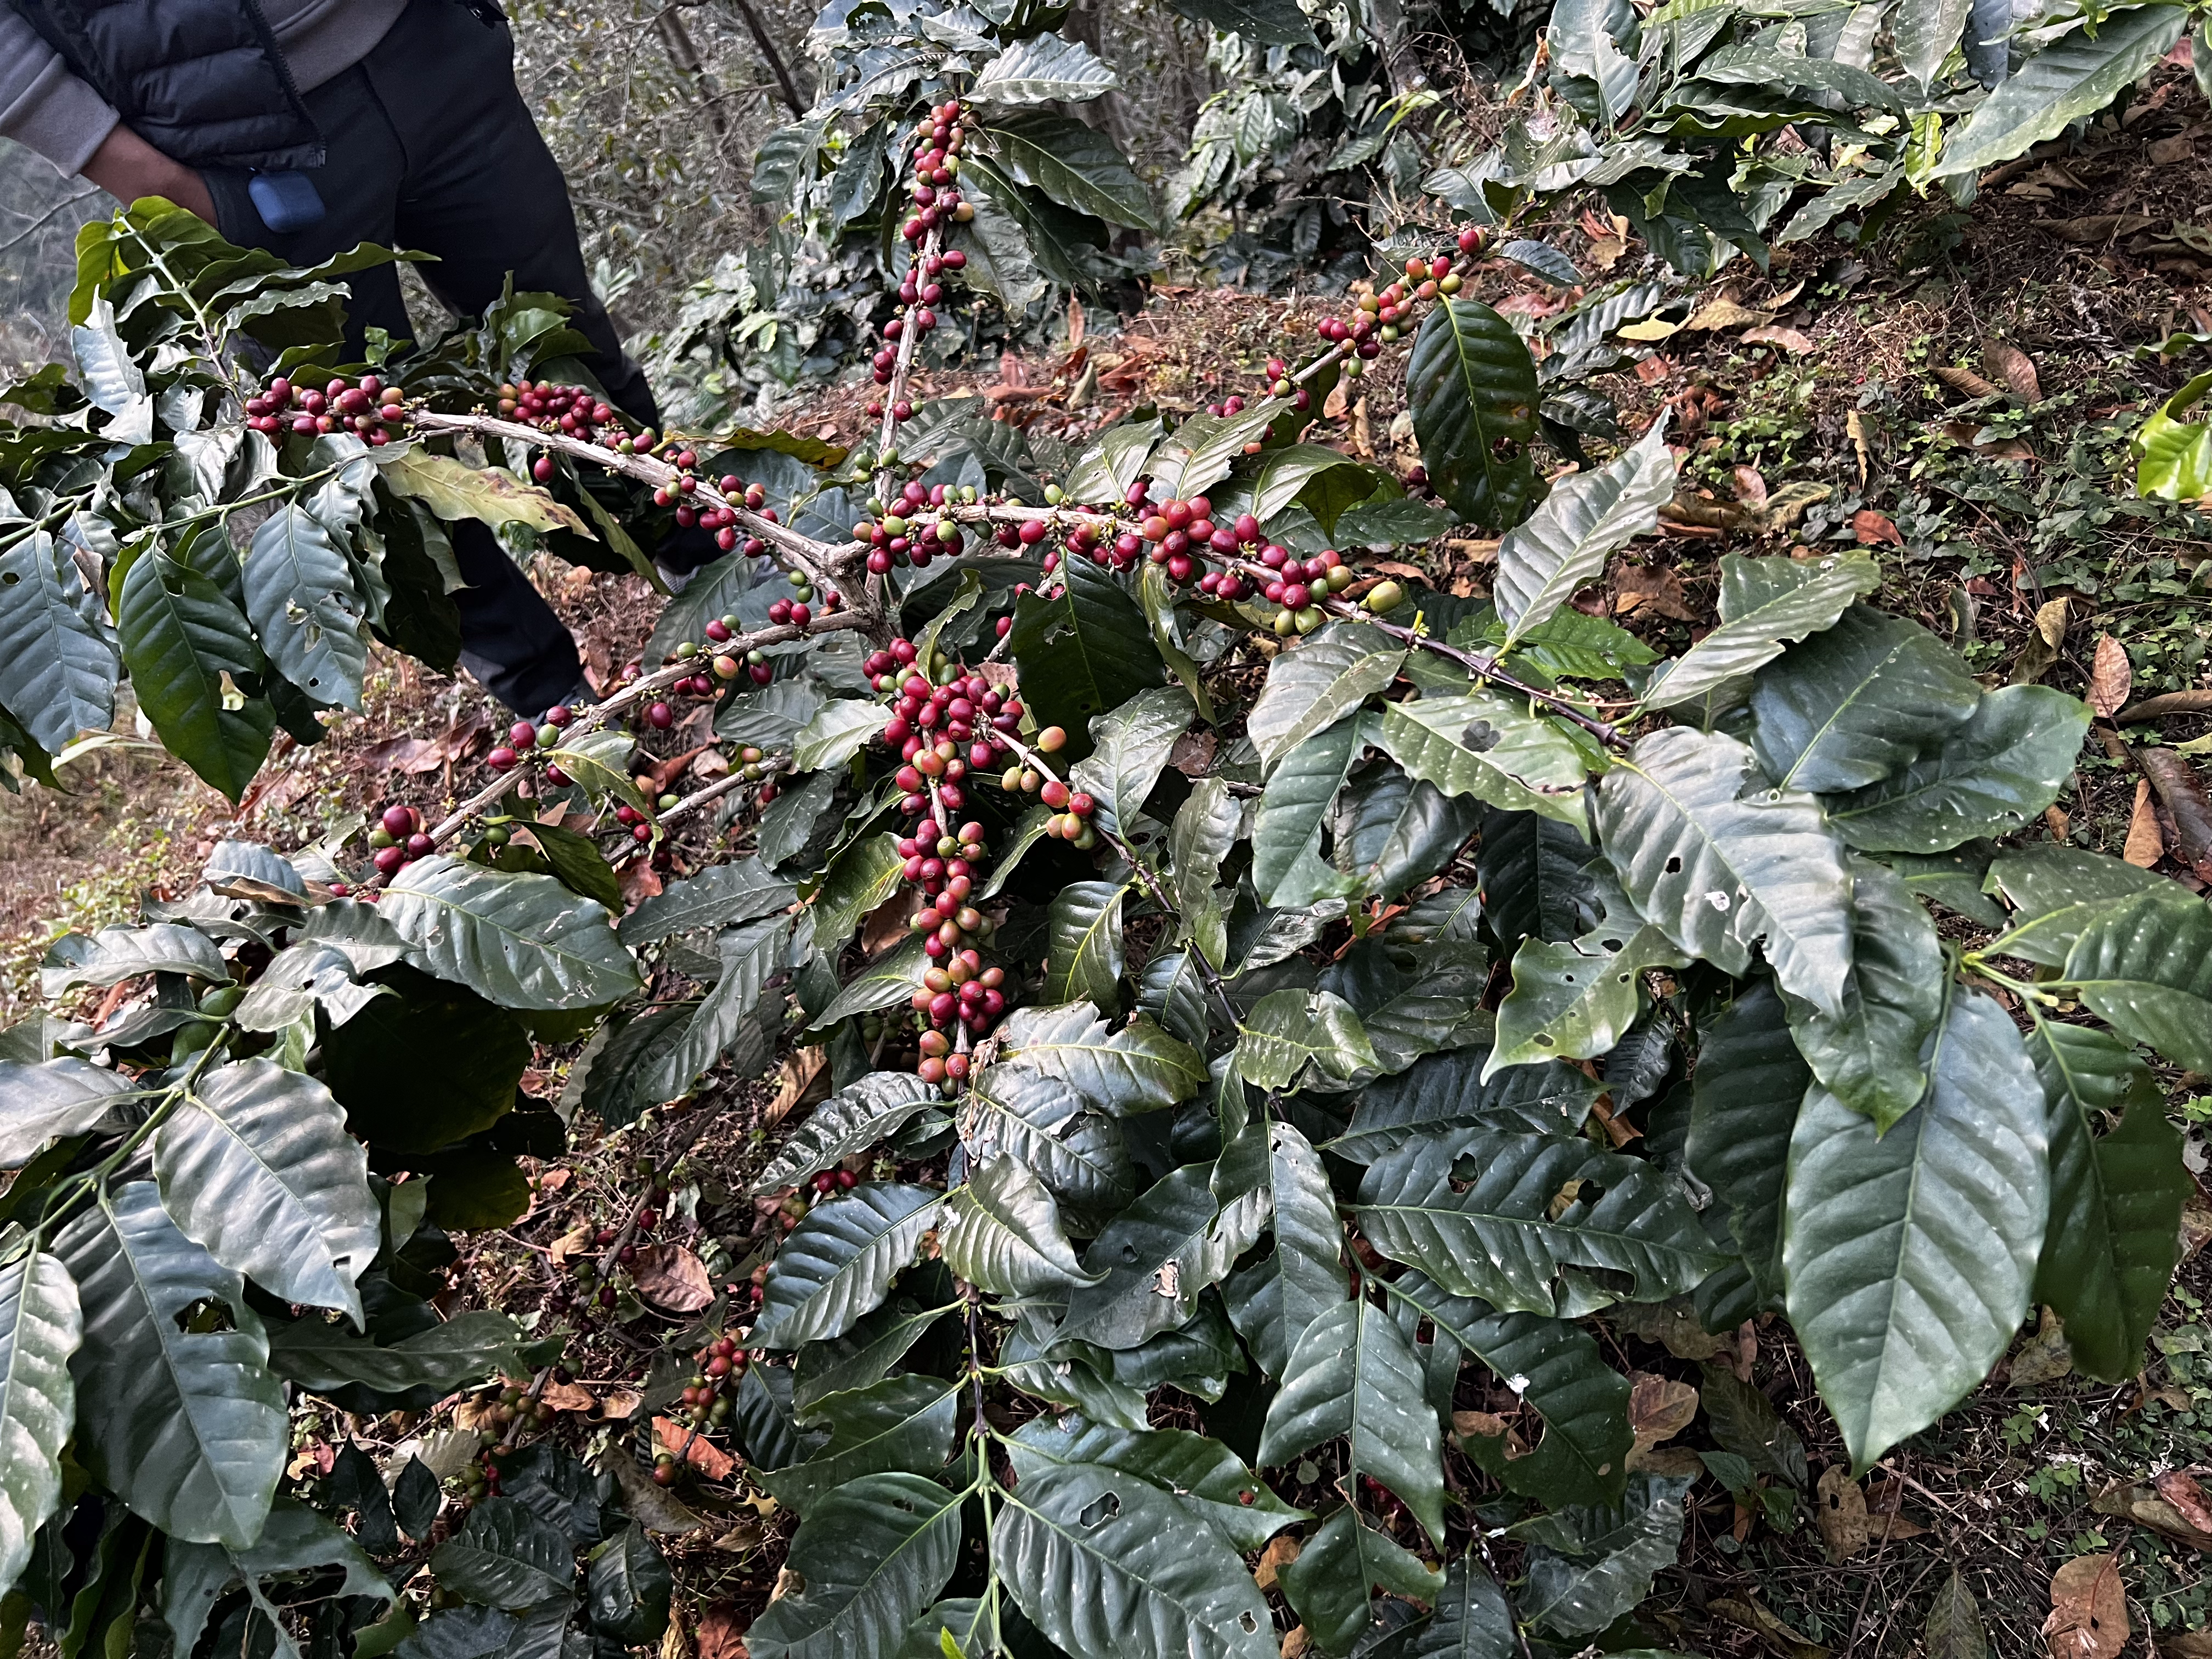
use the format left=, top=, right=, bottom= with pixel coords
left=244, top=373, right=405, bottom=443
left=671, top=1329, right=749, bottom=1452
left=549, top=1166, right=672, bottom=1318
left=1308, top=227, right=1482, bottom=374
left=471, top=1379, right=555, bottom=1438
left=1200, top=392, right=1252, bottom=419
left=367, top=803, right=432, bottom=876
left=498, top=380, right=632, bottom=472
left=854, top=481, right=973, bottom=573
left=649, top=448, right=778, bottom=557
left=487, top=701, right=573, bottom=772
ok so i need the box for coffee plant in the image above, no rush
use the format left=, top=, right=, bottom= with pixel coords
left=2, top=49, right=2209, bottom=1646
left=1427, top=0, right=2212, bottom=273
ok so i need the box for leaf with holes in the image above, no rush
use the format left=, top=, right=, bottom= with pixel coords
left=1258, top=1297, right=1447, bottom=1545
left=744, top=1472, right=963, bottom=1659
left=154, top=1058, right=379, bottom=1323
left=1355, top=1128, right=1721, bottom=1317
left=1006, top=1413, right=1306, bottom=1553
left=1488, top=924, right=1685, bottom=1077
left=1234, top=988, right=1378, bottom=1091
left=1783, top=984, right=2047, bottom=1469
left=753, top=1183, right=943, bottom=1349
left=1595, top=725, right=1854, bottom=1015
left=1059, top=1164, right=1251, bottom=1352
left=1372, top=695, right=1591, bottom=827
left=995, top=1461, right=1277, bottom=1659
left=245, top=504, right=366, bottom=708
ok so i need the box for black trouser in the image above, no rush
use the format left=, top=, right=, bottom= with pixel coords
left=202, top=0, right=637, bottom=716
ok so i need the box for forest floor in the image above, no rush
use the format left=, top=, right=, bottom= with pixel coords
left=9, top=67, right=2212, bottom=1659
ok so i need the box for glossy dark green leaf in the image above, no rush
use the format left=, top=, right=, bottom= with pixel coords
left=996, top=1002, right=1205, bottom=1114
left=1748, top=605, right=1980, bottom=794
left=744, top=1472, right=962, bottom=1659
left=266, top=1310, right=524, bottom=1396
left=1276, top=1504, right=1441, bottom=1656
left=428, top=1498, right=574, bottom=1609
left=1984, top=844, right=2164, bottom=967
left=754, top=1183, right=943, bottom=1350
left=1384, top=1271, right=1630, bottom=1507
left=323, top=970, right=530, bottom=1154
left=1595, top=725, right=1854, bottom=1014
left=636, top=917, right=790, bottom=1104
left=1826, top=686, right=2090, bottom=855
left=1782, top=985, right=2047, bottom=1469
left=1683, top=982, right=1804, bottom=1308
left=244, top=504, right=366, bottom=708
left=380, top=857, right=642, bottom=1011
left=1487, top=924, right=1683, bottom=1076
left=55, top=1181, right=285, bottom=1547
left=975, top=113, right=1156, bottom=230
left=0, top=1058, right=135, bottom=1166
left=1364, top=1556, right=1520, bottom=1659
left=1213, top=1121, right=1347, bottom=1375
left=1235, top=989, right=1378, bottom=1091
left=1406, top=300, right=1539, bottom=532
left=586, top=1524, right=669, bottom=1645
left=1252, top=716, right=1363, bottom=908
left=40, top=923, right=227, bottom=997
left=1354, top=1128, right=1719, bottom=1317
left=1245, top=628, right=1403, bottom=779
left=752, top=1072, right=940, bottom=1194
left=1159, top=0, right=1314, bottom=44
left=1045, top=881, right=1129, bottom=1011
left=1332, top=1046, right=1602, bottom=1161
left=0, top=530, right=116, bottom=756
left=755, top=1375, right=961, bottom=1514
left=2030, top=1019, right=2190, bottom=1383
left=1493, top=420, right=1673, bottom=648
left=1642, top=552, right=1879, bottom=713
left=1006, top=1413, right=1306, bottom=1553
left=1476, top=806, right=1599, bottom=948
left=1258, top=1298, right=1446, bottom=1545
left=154, top=1057, right=379, bottom=1322
left=1371, top=695, right=1589, bottom=827
left=939, top=1154, right=1098, bottom=1297
left=962, top=1060, right=1133, bottom=1213
left=1068, top=686, right=1192, bottom=834
left=1060, top=1164, right=1252, bottom=1351
left=811, top=938, right=933, bottom=1030
left=1782, top=855, right=1944, bottom=1130
left=117, top=549, right=272, bottom=802
left=1513, top=1472, right=1692, bottom=1638
left=792, top=1274, right=957, bottom=1414
left=0, top=1251, right=79, bottom=1600
left=1697, top=1362, right=1808, bottom=1488
left=994, top=1461, right=1276, bottom=1659
left=2059, top=888, right=2212, bottom=1073
left=1942, top=2, right=2184, bottom=176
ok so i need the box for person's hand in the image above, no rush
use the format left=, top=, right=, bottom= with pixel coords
left=81, top=124, right=217, bottom=223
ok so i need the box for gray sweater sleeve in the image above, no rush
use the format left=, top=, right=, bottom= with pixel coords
left=0, top=9, right=120, bottom=174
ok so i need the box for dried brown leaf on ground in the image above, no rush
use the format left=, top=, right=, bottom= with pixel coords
left=2126, top=780, right=2167, bottom=869
left=769, top=1046, right=830, bottom=1125
left=694, top=1601, right=747, bottom=1659
left=2011, top=1307, right=2077, bottom=1387
left=606, top=1448, right=709, bottom=1533
left=1985, top=340, right=2044, bottom=400
left=2012, top=597, right=2072, bottom=686
left=2156, top=1470, right=2212, bottom=1534
left=1743, top=324, right=1817, bottom=353
left=1732, top=465, right=1769, bottom=509
left=2044, top=1553, right=2129, bottom=1658
left=1935, top=364, right=2007, bottom=398
left=633, top=1243, right=715, bottom=1312
left=1612, top=1297, right=1734, bottom=1361
left=1709, top=1594, right=1829, bottom=1658
left=2164, top=1632, right=2212, bottom=1658
left=1686, top=296, right=1771, bottom=331
left=1611, top=560, right=1700, bottom=622
left=1255, top=1534, right=1300, bottom=1590
left=2087, top=635, right=2134, bottom=716
left=539, top=1378, right=598, bottom=1413
left=1851, top=509, right=1903, bottom=546
left=1815, top=1465, right=1871, bottom=1562
left=1926, top=1567, right=1990, bottom=1659
left=655, top=1415, right=737, bottom=1479
left=1625, top=1372, right=1699, bottom=1469
left=2098, top=1479, right=2212, bottom=1551
left=2118, top=688, right=2212, bottom=723
left=2138, top=747, right=2212, bottom=870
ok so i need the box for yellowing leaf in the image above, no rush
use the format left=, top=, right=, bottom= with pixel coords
left=381, top=446, right=589, bottom=536
left=1616, top=318, right=1680, bottom=341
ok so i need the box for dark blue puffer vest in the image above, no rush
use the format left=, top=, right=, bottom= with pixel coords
left=9, top=0, right=324, bottom=168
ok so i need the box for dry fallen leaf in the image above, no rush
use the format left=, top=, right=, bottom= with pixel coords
left=1710, top=1594, right=1830, bottom=1658
left=1686, top=296, right=1771, bottom=331
left=599, top=1387, right=643, bottom=1421
left=2149, top=134, right=2196, bottom=165
left=1282, top=1626, right=1313, bottom=1658
left=1733, top=465, right=1769, bottom=509
left=2012, top=597, right=2072, bottom=687
left=1815, top=1466, right=1871, bottom=1562
left=1617, top=317, right=1681, bottom=341
left=2140, top=746, right=2212, bottom=872
left=2126, top=780, right=2166, bottom=869
left=694, top=1601, right=748, bottom=1659
left=550, top=1223, right=594, bottom=1266
left=633, top=1244, right=715, bottom=1313
left=1985, top=340, right=2043, bottom=401
left=1323, top=377, right=1350, bottom=420
left=1934, top=364, right=2008, bottom=399
left=2010, top=1306, right=2076, bottom=1389
left=655, top=1415, right=737, bottom=1480
left=1742, top=324, right=1817, bottom=354
left=1850, top=509, right=1903, bottom=547
left=1611, top=560, right=1700, bottom=622
left=605, top=1447, right=709, bottom=1533
left=2088, top=635, right=2134, bottom=717
left=2100, top=1477, right=2212, bottom=1550
left=2052, top=214, right=2159, bottom=242
left=768, top=1047, right=829, bottom=1126
left=1255, top=1534, right=1300, bottom=1590
left=2157, top=1470, right=2212, bottom=1534
left=2044, top=1554, right=2129, bottom=1659
left=1626, top=1372, right=1699, bottom=1469
left=539, top=1379, right=597, bottom=1414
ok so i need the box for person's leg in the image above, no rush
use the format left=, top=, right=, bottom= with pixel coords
left=359, top=1, right=658, bottom=425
